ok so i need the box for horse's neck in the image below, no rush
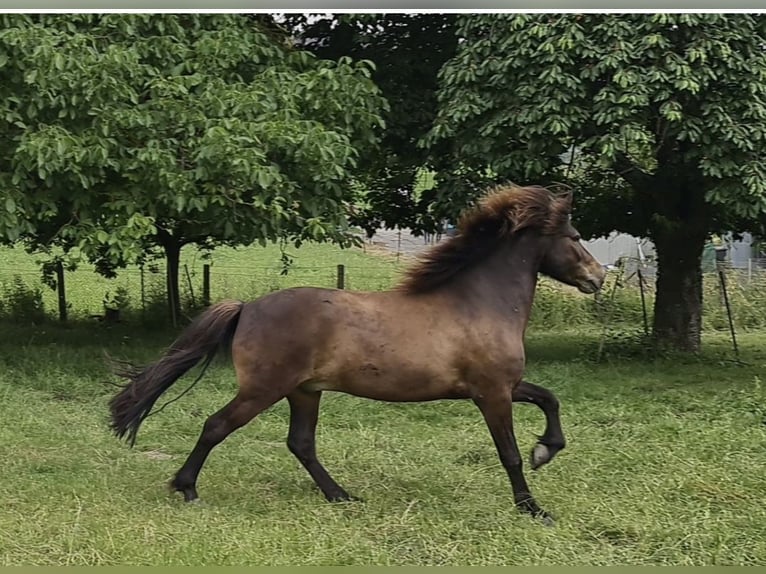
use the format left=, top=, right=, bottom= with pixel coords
left=452, top=234, right=543, bottom=321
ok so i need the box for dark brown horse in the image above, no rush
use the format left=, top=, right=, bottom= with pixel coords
left=109, top=184, right=605, bottom=524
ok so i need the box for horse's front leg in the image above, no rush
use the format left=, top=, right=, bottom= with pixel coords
left=512, top=380, right=566, bottom=470
left=473, top=387, right=554, bottom=525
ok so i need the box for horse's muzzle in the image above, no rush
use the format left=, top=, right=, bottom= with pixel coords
left=578, top=266, right=606, bottom=294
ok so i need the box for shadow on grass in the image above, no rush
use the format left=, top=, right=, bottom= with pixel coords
left=0, top=319, right=182, bottom=400
left=0, top=317, right=177, bottom=348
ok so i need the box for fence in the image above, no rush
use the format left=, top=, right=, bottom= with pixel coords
left=0, top=257, right=403, bottom=326
left=3, top=251, right=766, bottom=345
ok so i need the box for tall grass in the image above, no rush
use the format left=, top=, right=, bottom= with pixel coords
left=531, top=269, right=766, bottom=334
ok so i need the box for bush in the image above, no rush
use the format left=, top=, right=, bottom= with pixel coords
left=0, top=276, right=46, bottom=324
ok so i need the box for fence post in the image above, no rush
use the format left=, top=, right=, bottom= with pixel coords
left=718, top=267, right=739, bottom=359
left=637, top=267, right=649, bottom=336
left=748, top=258, right=753, bottom=284
left=140, top=264, right=146, bottom=317
left=202, top=264, right=211, bottom=307
left=56, top=261, right=67, bottom=322
left=336, top=264, right=345, bottom=290
left=184, top=264, right=196, bottom=308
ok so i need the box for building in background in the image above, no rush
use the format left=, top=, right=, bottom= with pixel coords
left=583, top=231, right=757, bottom=274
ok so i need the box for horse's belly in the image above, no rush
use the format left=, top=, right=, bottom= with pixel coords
left=304, top=364, right=471, bottom=402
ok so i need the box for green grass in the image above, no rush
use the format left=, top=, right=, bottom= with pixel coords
left=1, top=241, right=765, bottom=564
left=0, top=322, right=764, bottom=565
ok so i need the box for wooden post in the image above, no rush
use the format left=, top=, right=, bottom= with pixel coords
left=202, top=264, right=211, bottom=307
left=184, top=264, right=196, bottom=308
left=140, top=264, right=146, bottom=317
left=637, top=268, right=649, bottom=336
left=336, top=264, right=345, bottom=290
left=718, top=268, right=739, bottom=359
left=167, top=265, right=178, bottom=329
left=56, top=261, right=67, bottom=322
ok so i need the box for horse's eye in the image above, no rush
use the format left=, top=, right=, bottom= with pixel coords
left=571, top=234, right=581, bottom=241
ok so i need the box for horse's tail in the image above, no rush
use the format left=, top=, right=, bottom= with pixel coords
left=108, top=299, right=244, bottom=446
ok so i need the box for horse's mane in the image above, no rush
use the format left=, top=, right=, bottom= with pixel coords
left=398, top=184, right=572, bottom=294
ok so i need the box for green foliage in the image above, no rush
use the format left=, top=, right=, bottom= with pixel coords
left=0, top=275, right=46, bottom=323
left=103, top=286, right=131, bottom=312
left=0, top=14, right=387, bottom=269
left=426, top=14, right=766, bottom=350
left=427, top=14, right=766, bottom=234
left=136, top=280, right=177, bottom=328
left=286, top=14, right=460, bottom=235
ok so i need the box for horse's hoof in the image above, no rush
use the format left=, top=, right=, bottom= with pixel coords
left=328, top=492, right=363, bottom=503
left=169, top=478, right=199, bottom=502
left=533, top=503, right=557, bottom=526
left=530, top=443, right=551, bottom=470
left=539, top=513, right=556, bottom=527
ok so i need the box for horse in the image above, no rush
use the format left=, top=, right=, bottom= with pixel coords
left=108, top=184, right=606, bottom=524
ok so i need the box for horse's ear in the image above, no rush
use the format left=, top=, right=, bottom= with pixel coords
left=559, top=190, right=573, bottom=212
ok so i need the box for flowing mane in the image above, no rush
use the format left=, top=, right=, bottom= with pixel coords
left=398, top=184, right=572, bottom=294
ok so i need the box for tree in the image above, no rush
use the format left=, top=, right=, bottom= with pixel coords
left=425, top=14, right=766, bottom=351
left=0, top=14, right=386, bottom=321
left=283, top=13, right=459, bottom=235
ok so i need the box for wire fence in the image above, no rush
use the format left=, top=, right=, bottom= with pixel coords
left=2, top=252, right=766, bottom=355
left=607, top=257, right=766, bottom=356
left=0, top=257, right=406, bottom=325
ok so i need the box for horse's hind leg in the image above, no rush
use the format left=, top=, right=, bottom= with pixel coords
left=512, top=380, right=566, bottom=470
left=170, top=391, right=281, bottom=502
left=474, top=390, right=553, bottom=524
left=286, top=388, right=355, bottom=502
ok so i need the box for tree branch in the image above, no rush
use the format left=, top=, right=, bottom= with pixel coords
left=612, top=151, right=653, bottom=192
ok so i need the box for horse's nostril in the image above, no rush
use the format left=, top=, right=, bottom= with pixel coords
left=585, top=277, right=603, bottom=293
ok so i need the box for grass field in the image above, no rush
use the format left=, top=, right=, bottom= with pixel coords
left=0, top=323, right=764, bottom=565
left=1, top=242, right=765, bottom=565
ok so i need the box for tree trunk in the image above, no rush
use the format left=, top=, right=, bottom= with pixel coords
left=651, top=226, right=707, bottom=352
left=162, top=239, right=182, bottom=328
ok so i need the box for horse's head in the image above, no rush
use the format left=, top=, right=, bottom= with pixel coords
left=538, top=192, right=605, bottom=294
